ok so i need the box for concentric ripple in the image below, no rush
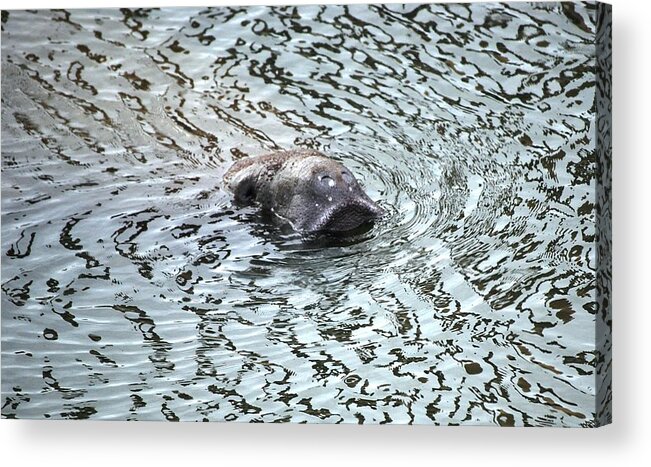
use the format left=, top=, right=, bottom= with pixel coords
left=2, top=3, right=609, bottom=426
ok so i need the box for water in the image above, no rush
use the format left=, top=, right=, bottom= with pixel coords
left=1, top=3, right=609, bottom=426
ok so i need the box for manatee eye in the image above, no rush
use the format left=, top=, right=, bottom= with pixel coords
left=341, top=170, right=354, bottom=185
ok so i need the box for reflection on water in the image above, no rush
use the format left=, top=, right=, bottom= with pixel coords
left=1, top=3, right=610, bottom=426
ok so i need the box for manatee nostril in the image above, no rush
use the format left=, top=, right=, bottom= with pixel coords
left=319, top=174, right=335, bottom=187
left=341, top=171, right=358, bottom=188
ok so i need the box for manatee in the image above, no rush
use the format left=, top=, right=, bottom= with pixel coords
left=223, top=149, right=385, bottom=233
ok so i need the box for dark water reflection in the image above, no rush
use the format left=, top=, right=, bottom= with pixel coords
left=2, top=3, right=607, bottom=425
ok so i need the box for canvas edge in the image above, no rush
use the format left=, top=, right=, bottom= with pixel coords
left=594, top=0, right=612, bottom=428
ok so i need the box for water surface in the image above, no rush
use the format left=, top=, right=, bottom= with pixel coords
left=2, top=3, right=606, bottom=425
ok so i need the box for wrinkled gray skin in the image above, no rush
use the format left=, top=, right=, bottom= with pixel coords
left=223, top=149, right=385, bottom=233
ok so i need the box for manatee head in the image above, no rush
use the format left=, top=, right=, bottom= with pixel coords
left=224, top=149, right=385, bottom=234
left=270, top=155, right=385, bottom=233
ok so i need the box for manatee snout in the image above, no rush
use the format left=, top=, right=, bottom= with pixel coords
left=223, top=149, right=385, bottom=233
left=310, top=194, right=385, bottom=232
